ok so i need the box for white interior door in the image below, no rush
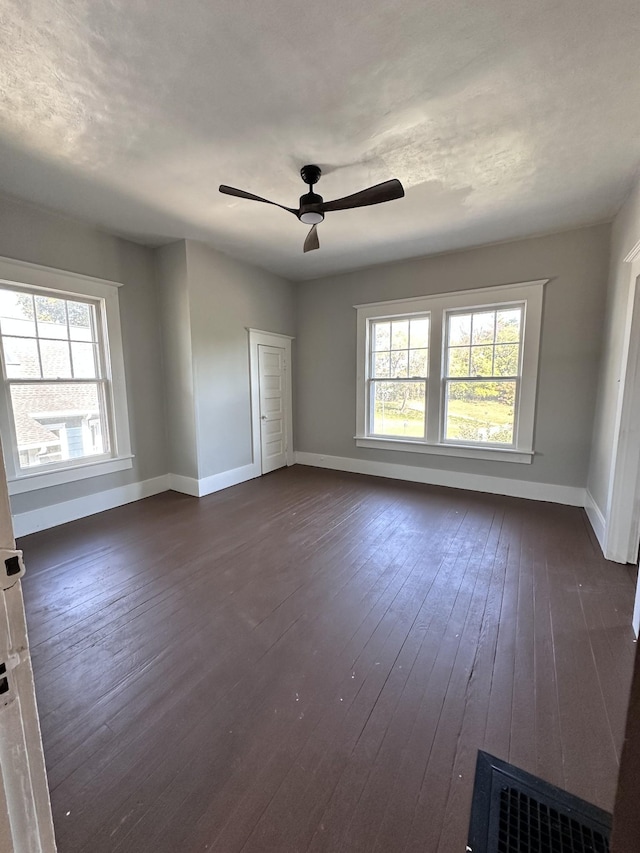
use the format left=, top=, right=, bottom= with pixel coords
left=258, top=344, right=288, bottom=474
left=0, top=439, right=56, bottom=852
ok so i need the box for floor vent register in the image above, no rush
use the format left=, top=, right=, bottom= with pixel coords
left=467, top=751, right=612, bottom=853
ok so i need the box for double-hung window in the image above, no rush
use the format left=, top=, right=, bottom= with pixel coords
left=356, top=279, right=546, bottom=464
left=0, top=256, right=133, bottom=493
left=443, top=306, right=522, bottom=446
left=369, top=315, right=430, bottom=439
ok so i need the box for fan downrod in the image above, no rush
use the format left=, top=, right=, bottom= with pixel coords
left=300, top=164, right=321, bottom=187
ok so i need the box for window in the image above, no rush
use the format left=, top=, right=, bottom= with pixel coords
left=370, top=315, right=429, bottom=439
left=0, top=256, right=133, bottom=493
left=443, top=306, right=522, bottom=445
left=355, top=279, right=547, bottom=464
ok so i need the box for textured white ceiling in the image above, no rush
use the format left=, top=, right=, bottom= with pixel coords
left=0, top=0, right=638, bottom=280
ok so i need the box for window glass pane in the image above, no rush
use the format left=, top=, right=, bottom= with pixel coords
left=68, top=301, right=95, bottom=341
left=494, top=344, right=519, bottom=376
left=373, top=321, right=390, bottom=351
left=372, top=381, right=425, bottom=438
left=444, top=380, right=515, bottom=445
left=0, top=291, right=36, bottom=337
left=409, top=317, right=429, bottom=348
left=409, top=348, right=428, bottom=376
left=447, top=347, right=470, bottom=377
left=470, top=345, right=494, bottom=376
left=71, top=342, right=99, bottom=379
left=390, top=351, right=408, bottom=378
left=373, top=352, right=390, bottom=378
left=40, top=340, right=72, bottom=378
left=3, top=337, right=41, bottom=378
left=448, top=313, right=471, bottom=346
left=391, top=320, right=409, bottom=350
left=10, top=382, right=108, bottom=469
left=471, top=311, right=495, bottom=345
left=35, top=296, right=68, bottom=340
left=496, top=308, right=521, bottom=343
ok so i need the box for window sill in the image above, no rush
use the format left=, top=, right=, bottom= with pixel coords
left=354, top=437, right=533, bottom=464
left=7, top=455, right=134, bottom=495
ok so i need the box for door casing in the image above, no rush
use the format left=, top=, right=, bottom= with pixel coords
left=0, top=435, right=57, bottom=852
left=248, top=329, right=294, bottom=474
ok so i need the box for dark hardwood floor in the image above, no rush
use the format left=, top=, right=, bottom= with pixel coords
left=19, top=466, right=637, bottom=852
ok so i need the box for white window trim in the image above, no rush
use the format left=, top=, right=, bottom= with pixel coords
left=355, top=279, right=548, bottom=464
left=0, top=255, right=133, bottom=494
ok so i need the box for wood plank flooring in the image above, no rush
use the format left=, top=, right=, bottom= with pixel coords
left=19, top=466, right=637, bottom=852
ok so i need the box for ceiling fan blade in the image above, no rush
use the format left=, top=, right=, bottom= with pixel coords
left=219, top=185, right=297, bottom=215
left=303, top=224, right=319, bottom=253
left=322, top=179, right=404, bottom=212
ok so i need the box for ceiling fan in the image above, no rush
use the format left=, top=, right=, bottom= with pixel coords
left=219, top=165, right=405, bottom=253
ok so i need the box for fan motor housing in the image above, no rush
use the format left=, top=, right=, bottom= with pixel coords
left=299, top=191, right=324, bottom=224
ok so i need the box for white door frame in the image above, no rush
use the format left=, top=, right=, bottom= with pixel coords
left=604, top=242, right=640, bottom=564
left=0, top=436, right=57, bottom=851
left=247, top=329, right=294, bottom=473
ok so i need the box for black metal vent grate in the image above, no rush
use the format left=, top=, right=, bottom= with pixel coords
left=497, top=785, right=609, bottom=853
left=468, top=752, right=612, bottom=853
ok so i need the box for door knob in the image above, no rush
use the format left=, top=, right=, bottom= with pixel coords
left=261, top=415, right=268, bottom=420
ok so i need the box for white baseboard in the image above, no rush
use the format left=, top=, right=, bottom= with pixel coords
left=295, top=451, right=586, bottom=507
left=584, top=489, right=607, bottom=555
left=197, top=463, right=259, bottom=497
left=12, top=475, right=170, bottom=538
left=11, top=454, right=592, bottom=539
left=169, top=464, right=259, bottom=498
left=167, top=473, right=200, bottom=497
left=12, top=461, right=263, bottom=537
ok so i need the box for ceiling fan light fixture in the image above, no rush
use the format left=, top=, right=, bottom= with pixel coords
left=300, top=210, right=324, bottom=224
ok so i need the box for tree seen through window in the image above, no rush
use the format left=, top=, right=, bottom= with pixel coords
left=444, top=307, right=522, bottom=444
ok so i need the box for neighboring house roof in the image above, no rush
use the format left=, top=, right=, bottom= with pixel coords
left=11, top=384, right=99, bottom=449
left=13, top=409, right=59, bottom=448
left=3, top=332, right=99, bottom=449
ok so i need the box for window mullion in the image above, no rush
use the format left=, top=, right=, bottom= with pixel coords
left=32, top=294, right=44, bottom=379
left=512, top=375, right=522, bottom=446
left=65, top=300, right=75, bottom=379
left=425, top=307, right=443, bottom=443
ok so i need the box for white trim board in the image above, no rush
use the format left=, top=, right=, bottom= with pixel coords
left=167, top=473, right=200, bottom=497
left=294, top=452, right=585, bottom=506
left=8, top=454, right=134, bottom=495
left=353, top=278, right=550, bottom=310
left=9, top=457, right=602, bottom=550
left=602, top=252, right=640, bottom=565
left=0, top=253, right=124, bottom=291
left=11, top=463, right=262, bottom=536
left=584, top=490, right=607, bottom=555
left=12, top=475, right=170, bottom=537
left=169, top=463, right=259, bottom=498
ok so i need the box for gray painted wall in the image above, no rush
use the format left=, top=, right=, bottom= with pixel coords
left=185, top=240, right=295, bottom=478
left=156, top=241, right=198, bottom=479
left=296, top=224, right=610, bottom=488
left=588, top=177, right=640, bottom=516
left=0, top=190, right=614, bottom=521
left=0, top=194, right=167, bottom=515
